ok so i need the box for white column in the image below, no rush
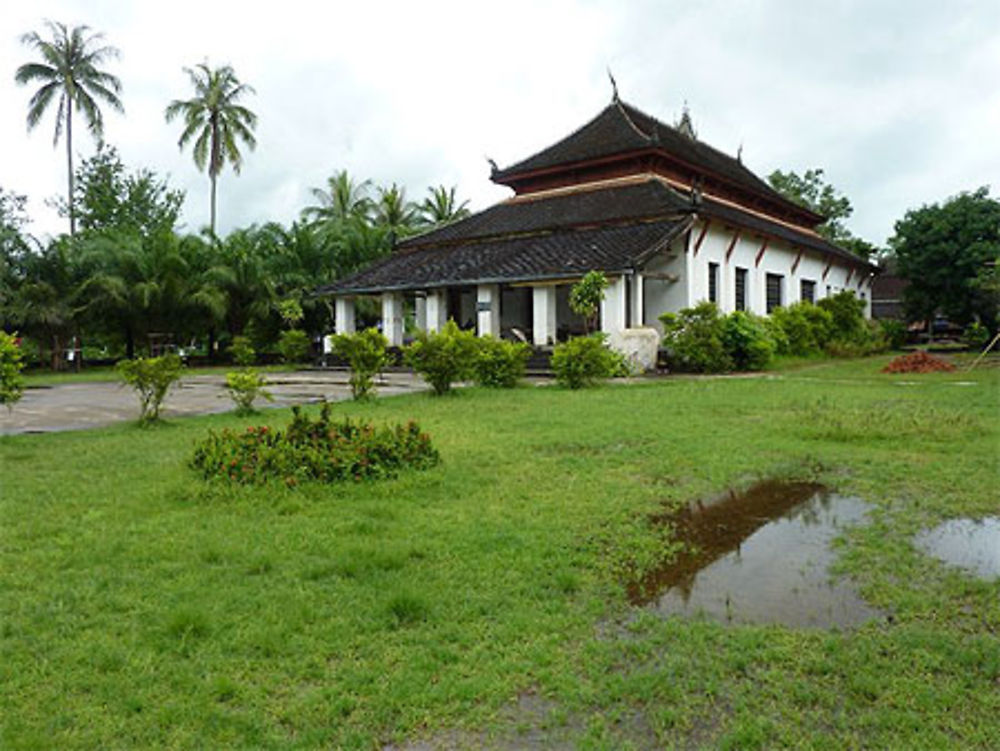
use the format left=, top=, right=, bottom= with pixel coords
left=414, top=294, right=427, bottom=332
left=381, top=292, right=404, bottom=346
left=425, top=289, right=447, bottom=333
left=334, top=297, right=356, bottom=335
left=601, top=276, right=627, bottom=335
left=629, top=274, right=644, bottom=326
left=476, top=284, right=500, bottom=338
left=532, top=285, right=557, bottom=346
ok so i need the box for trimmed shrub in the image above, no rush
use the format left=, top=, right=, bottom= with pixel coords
left=721, top=311, right=776, bottom=371
left=769, top=303, right=834, bottom=356
left=551, top=334, right=620, bottom=388
left=331, top=328, right=391, bottom=399
left=0, top=331, right=25, bottom=409
left=278, top=329, right=311, bottom=364
left=225, top=369, right=273, bottom=414
left=117, top=354, right=184, bottom=425
left=229, top=335, right=256, bottom=366
left=190, top=403, right=439, bottom=486
left=404, top=320, right=478, bottom=395
left=474, top=336, right=531, bottom=388
left=963, top=321, right=990, bottom=350
left=817, top=291, right=868, bottom=344
left=660, top=302, right=732, bottom=373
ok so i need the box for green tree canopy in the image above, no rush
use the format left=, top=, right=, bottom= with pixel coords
left=418, top=185, right=470, bottom=227
left=889, top=186, right=1000, bottom=329
left=165, top=63, right=257, bottom=235
left=15, top=21, right=123, bottom=237
left=768, top=168, right=876, bottom=259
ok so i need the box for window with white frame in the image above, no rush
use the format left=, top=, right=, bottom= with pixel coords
left=766, top=273, right=783, bottom=313
left=734, top=267, right=747, bottom=311
left=708, top=262, right=719, bottom=304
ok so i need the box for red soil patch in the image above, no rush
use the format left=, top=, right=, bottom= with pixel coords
left=881, top=351, right=956, bottom=374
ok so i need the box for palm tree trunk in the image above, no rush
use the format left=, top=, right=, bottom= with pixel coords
left=210, top=172, right=217, bottom=236
left=66, top=106, right=75, bottom=237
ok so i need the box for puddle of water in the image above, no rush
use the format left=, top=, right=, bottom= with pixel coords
left=915, top=517, right=1000, bottom=579
left=632, top=481, right=882, bottom=629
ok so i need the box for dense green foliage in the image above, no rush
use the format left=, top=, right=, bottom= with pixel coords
left=404, top=320, right=478, bottom=395
left=768, top=168, right=876, bottom=258
left=721, top=310, right=777, bottom=370
left=277, top=329, right=311, bottom=364
left=330, top=328, right=391, bottom=399
left=568, top=271, right=608, bottom=333
left=224, top=368, right=272, bottom=414
left=191, top=403, right=438, bottom=485
left=0, top=330, right=25, bottom=408
left=115, top=353, right=183, bottom=424
left=660, top=301, right=738, bottom=372
left=1, top=359, right=997, bottom=748
left=473, top=335, right=531, bottom=388
left=550, top=333, right=621, bottom=388
left=890, top=187, right=1000, bottom=330
left=228, top=335, right=255, bottom=366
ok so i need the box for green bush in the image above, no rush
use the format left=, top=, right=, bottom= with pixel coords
left=660, top=301, right=732, bottom=373
left=550, top=334, right=620, bottom=388
left=474, top=336, right=531, bottom=388
left=962, top=321, right=990, bottom=350
left=817, top=291, right=868, bottom=344
left=0, top=331, right=25, bottom=410
left=225, top=369, right=273, bottom=414
left=721, top=311, right=776, bottom=370
left=116, top=354, right=184, bottom=425
left=278, top=329, right=311, bottom=364
left=404, top=320, right=478, bottom=395
left=331, top=328, right=391, bottom=400
left=878, top=319, right=908, bottom=350
left=769, top=303, right=834, bottom=356
left=229, top=335, right=256, bottom=366
left=569, top=270, right=609, bottom=333
left=190, top=403, right=439, bottom=486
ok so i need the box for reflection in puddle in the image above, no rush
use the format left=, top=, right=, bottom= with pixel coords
left=916, top=517, right=1000, bottom=579
left=633, top=481, right=882, bottom=629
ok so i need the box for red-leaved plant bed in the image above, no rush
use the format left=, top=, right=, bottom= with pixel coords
left=191, top=403, right=439, bottom=486
left=881, top=351, right=956, bottom=374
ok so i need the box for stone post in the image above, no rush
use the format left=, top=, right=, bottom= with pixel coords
left=334, top=297, right=356, bottom=335
left=381, top=292, right=404, bottom=346
left=531, top=285, right=557, bottom=346
left=476, top=284, right=500, bottom=338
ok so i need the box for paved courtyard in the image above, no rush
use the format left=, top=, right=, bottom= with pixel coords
left=0, top=370, right=429, bottom=435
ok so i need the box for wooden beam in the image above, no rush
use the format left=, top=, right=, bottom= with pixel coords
left=723, top=229, right=741, bottom=262
left=644, top=272, right=680, bottom=282
left=754, top=237, right=770, bottom=267
left=845, top=267, right=855, bottom=286
left=692, top=220, right=711, bottom=256
left=790, top=248, right=804, bottom=275
left=821, top=260, right=834, bottom=281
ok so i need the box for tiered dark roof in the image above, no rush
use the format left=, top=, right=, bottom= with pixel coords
left=493, top=100, right=824, bottom=226
left=322, top=99, right=873, bottom=297
left=321, top=180, right=694, bottom=294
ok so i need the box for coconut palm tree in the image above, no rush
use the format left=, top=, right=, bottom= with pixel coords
left=14, top=21, right=123, bottom=237
left=373, top=183, right=418, bottom=238
left=165, top=63, right=257, bottom=235
left=419, top=185, right=470, bottom=227
left=303, top=170, right=373, bottom=224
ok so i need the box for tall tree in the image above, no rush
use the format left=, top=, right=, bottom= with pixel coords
left=890, top=187, right=1000, bottom=330
left=303, top=170, right=372, bottom=224
left=373, top=183, right=418, bottom=238
left=165, top=63, right=257, bottom=235
left=768, top=168, right=875, bottom=258
left=418, top=185, right=470, bottom=227
left=15, top=21, right=123, bottom=237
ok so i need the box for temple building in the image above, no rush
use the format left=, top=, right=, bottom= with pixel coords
left=320, top=96, right=875, bottom=353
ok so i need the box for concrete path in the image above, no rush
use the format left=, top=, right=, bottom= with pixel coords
left=0, top=370, right=429, bottom=435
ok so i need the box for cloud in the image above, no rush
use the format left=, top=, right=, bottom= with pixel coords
left=2, top=0, right=997, bottom=246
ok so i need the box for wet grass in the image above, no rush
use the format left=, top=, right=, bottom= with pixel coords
left=1, top=355, right=998, bottom=749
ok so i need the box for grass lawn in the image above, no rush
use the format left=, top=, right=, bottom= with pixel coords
left=1, top=355, right=997, bottom=749
left=22, top=363, right=299, bottom=388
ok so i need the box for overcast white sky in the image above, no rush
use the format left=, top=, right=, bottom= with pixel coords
left=2, top=0, right=998, bottom=247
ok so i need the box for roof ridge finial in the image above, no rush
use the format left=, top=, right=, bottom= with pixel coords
left=676, top=100, right=697, bottom=139
left=737, top=143, right=743, bottom=163
left=607, top=67, right=619, bottom=103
